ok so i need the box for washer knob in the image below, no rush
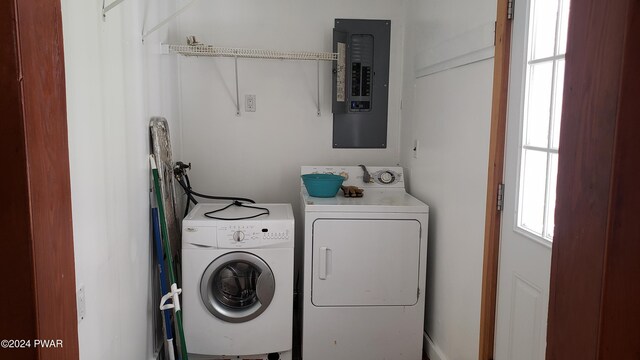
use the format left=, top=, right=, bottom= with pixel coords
left=379, top=171, right=395, bottom=184
left=233, top=231, right=245, bottom=242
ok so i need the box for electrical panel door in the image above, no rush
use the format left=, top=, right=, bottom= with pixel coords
left=332, top=19, right=391, bottom=148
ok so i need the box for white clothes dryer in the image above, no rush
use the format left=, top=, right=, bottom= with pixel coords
left=182, top=203, right=294, bottom=360
left=300, top=166, right=429, bottom=360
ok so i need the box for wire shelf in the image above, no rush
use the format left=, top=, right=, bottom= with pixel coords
left=168, top=44, right=338, bottom=61
left=165, top=41, right=338, bottom=116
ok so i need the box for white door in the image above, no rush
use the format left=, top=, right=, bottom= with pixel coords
left=312, top=219, right=421, bottom=306
left=494, top=0, right=570, bottom=358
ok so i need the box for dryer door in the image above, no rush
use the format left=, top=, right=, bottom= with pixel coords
left=200, top=251, right=275, bottom=323
left=312, top=219, right=421, bottom=306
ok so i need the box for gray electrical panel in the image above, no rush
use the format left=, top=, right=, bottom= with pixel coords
left=332, top=19, right=391, bottom=148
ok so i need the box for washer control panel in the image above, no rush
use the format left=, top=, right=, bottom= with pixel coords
left=217, top=224, right=291, bottom=248
left=182, top=203, right=294, bottom=250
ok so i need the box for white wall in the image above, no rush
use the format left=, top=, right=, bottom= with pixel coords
left=175, top=0, right=406, bottom=209
left=400, top=0, right=496, bottom=359
left=62, top=0, right=180, bottom=358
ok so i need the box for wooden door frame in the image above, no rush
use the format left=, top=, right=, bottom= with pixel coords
left=479, top=0, right=639, bottom=358
left=478, top=0, right=512, bottom=358
left=0, top=0, right=79, bottom=359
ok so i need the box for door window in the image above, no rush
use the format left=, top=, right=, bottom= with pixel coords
left=200, top=252, right=275, bottom=323
left=213, top=261, right=260, bottom=309
left=517, top=0, right=570, bottom=241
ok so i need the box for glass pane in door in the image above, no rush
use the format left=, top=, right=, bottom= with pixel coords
left=519, top=149, right=548, bottom=236
left=213, top=261, right=260, bottom=309
left=557, top=0, right=571, bottom=54
left=530, top=0, right=560, bottom=59
left=551, top=59, right=565, bottom=149
left=544, top=154, right=559, bottom=239
left=525, top=62, right=554, bottom=147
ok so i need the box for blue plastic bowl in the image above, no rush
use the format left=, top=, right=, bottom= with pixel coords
left=301, top=173, right=345, bottom=198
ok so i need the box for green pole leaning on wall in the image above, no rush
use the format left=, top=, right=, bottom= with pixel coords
left=150, top=155, right=188, bottom=360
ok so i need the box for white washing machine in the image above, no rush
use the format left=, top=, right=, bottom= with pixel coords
left=300, top=166, right=429, bottom=360
left=182, top=203, right=294, bottom=360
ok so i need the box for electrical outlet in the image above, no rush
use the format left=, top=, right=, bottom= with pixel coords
left=77, top=285, right=86, bottom=322
left=245, top=94, right=256, bottom=112
left=413, top=139, right=419, bottom=159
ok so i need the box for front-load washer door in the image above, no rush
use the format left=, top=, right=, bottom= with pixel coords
left=312, top=219, right=421, bottom=306
left=200, top=251, right=275, bottom=323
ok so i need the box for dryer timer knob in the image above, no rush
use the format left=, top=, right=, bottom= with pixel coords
left=379, top=171, right=395, bottom=184
left=233, top=231, right=245, bottom=242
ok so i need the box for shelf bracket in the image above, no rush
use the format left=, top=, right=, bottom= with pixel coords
left=316, top=58, right=321, bottom=117
left=102, top=0, right=126, bottom=19
left=142, top=0, right=202, bottom=41
left=235, top=54, right=240, bottom=116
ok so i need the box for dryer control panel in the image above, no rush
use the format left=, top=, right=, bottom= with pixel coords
left=301, top=166, right=405, bottom=189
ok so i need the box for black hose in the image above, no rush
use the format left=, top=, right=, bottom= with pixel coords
left=178, top=175, right=256, bottom=204
left=204, top=201, right=269, bottom=220
left=175, top=171, right=258, bottom=218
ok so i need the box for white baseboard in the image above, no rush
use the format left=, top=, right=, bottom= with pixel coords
left=424, top=331, right=448, bottom=360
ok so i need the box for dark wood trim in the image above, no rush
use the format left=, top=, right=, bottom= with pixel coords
left=0, top=0, right=79, bottom=359
left=597, top=3, right=640, bottom=356
left=478, top=0, right=512, bottom=358
left=546, top=0, right=639, bottom=358
left=0, top=0, right=38, bottom=358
